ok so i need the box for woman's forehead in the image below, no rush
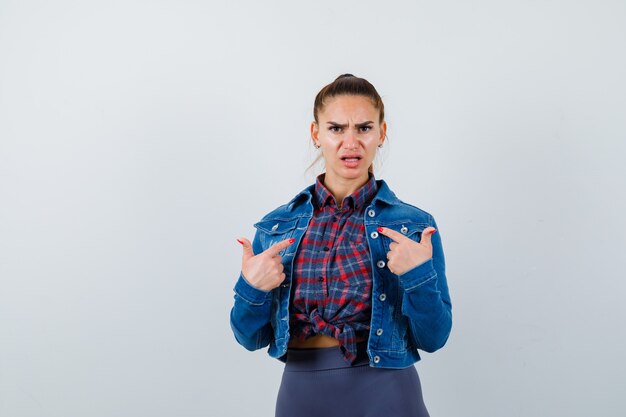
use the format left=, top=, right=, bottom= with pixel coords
left=319, top=95, right=379, bottom=120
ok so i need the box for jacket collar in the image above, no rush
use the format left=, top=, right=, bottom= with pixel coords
left=314, top=174, right=378, bottom=210
left=286, top=178, right=398, bottom=213
left=371, top=179, right=399, bottom=206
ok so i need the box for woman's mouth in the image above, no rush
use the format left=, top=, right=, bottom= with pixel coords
left=340, top=155, right=362, bottom=168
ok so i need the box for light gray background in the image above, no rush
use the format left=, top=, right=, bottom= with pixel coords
left=1, top=1, right=625, bottom=416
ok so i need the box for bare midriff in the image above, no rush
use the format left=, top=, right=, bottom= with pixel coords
left=288, top=334, right=367, bottom=349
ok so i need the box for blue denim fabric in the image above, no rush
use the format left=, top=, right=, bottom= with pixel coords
left=229, top=180, right=452, bottom=369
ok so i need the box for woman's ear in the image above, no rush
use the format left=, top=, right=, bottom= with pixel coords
left=310, top=121, right=320, bottom=147
left=379, top=120, right=387, bottom=145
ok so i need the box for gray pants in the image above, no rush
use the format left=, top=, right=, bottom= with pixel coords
left=275, top=343, right=430, bottom=417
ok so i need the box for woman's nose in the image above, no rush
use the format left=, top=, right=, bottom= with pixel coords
left=343, top=135, right=358, bottom=149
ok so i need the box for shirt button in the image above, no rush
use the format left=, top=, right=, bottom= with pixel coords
left=400, top=225, right=408, bottom=234
left=376, top=260, right=386, bottom=269
left=379, top=293, right=387, bottom=301
left=376, top=328, right=383, bottom=336
left=318, top=276, right=324, bottom=282
left=271, top=223, right=279, bottom=231
left=368, top=209, right=376, bottom=217
left=323, top=246, right=330, bottom=252
left=373, top=356, right=381, bottom=364
left=370, top=231, right=379, bottom=239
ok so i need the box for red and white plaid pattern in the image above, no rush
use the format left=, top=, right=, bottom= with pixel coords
left=290, top=174, right=377, bottom=364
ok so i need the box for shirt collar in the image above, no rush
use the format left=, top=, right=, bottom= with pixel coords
left=314, top=173, right=378, bottom=210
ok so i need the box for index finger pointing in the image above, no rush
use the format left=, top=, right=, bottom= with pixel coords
left=265, top=237, right=296, bottom=257
left=376, top=227, right=409, bottom=243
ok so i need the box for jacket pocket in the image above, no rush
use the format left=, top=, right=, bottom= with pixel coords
left=380, top=220, right=429, bottom=253
left=254, top=218, right=299, bottom=255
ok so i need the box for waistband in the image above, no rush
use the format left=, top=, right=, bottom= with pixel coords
left=284, top=341, right=370, bottom=372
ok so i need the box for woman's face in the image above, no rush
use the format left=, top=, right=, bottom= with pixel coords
left=311, top=95, right=386, bottom=185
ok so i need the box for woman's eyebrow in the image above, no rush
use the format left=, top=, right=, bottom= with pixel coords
left=326, top=121, right=374, bottom=128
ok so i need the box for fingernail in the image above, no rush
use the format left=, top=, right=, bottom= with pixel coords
left=289, top=238, right=295, bottom=244
left=430, top=229, right=437, bottom=234
left=236, top=239, right=244, bottom=245
left=377, top=227, right=383, bottom=233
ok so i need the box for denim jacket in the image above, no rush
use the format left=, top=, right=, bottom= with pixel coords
left=230, top=179, right=452, bottom=369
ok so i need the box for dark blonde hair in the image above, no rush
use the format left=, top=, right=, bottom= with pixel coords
left=313, top=74, right=385, bottom=123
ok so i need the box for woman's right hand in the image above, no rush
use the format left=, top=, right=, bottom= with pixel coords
left=237, top=237, right=295, bottom=292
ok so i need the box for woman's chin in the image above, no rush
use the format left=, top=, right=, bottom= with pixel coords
left=329, top=166, right=369, bottom=182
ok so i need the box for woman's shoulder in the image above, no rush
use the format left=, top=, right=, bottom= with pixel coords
left=256, top=183, right=316, bottom=222
left=375, top=180, right=435, bottom=223
left=251, top=185, right=315, bottom=240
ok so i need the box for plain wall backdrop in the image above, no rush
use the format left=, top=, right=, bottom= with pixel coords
left=1, top=1, right=625, bottom=416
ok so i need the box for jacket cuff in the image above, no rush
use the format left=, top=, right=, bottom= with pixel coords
left=234, top=273, right=272, bottom=305
left=398, top=258, right=437, bottom=292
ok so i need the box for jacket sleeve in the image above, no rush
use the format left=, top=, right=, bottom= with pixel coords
left=229, top=230, right=274, bottom=351
left=397, top=214, right=452, bottom=352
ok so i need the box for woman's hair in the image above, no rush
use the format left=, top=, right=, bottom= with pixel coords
left=309, top=74, right=386, bottom=175
left=313, top=74, right=385, bottom=123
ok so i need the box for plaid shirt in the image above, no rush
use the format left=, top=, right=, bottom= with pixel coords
left=290, top=174, right=377, bottom=364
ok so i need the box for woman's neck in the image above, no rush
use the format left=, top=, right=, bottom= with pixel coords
left=322, top=172, right=370, bottom=207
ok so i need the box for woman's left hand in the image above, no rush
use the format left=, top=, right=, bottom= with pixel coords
left=377, top=226, right=437, bottom=275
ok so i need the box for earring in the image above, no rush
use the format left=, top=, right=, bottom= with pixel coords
left=314, top=143, right=320, bottom=149
left=378, top=143, right=383, bottom=148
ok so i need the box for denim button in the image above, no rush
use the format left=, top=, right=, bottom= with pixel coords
left=376, top=328, right=383, bottom=336
left=370, top=231, right=379, bottom=239
left=368, top=210, right=376, bottom=217
left=271, top=223, right=279, bottom=231
left=379, top=293, right=387, bottom=301
left=373, top=356, right=380, bottom=363
left=400, top=225, right=408, bottom=234
left=376, top=260, right=385, bottom=269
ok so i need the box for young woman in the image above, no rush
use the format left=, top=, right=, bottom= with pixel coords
left=230, top=74, right=452, bottom=417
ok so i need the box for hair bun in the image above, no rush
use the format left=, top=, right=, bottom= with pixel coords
left=335, top=73, right=355, bottom=80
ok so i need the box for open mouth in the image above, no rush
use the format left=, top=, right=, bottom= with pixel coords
left=340, top=156, right=362, bottom=162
